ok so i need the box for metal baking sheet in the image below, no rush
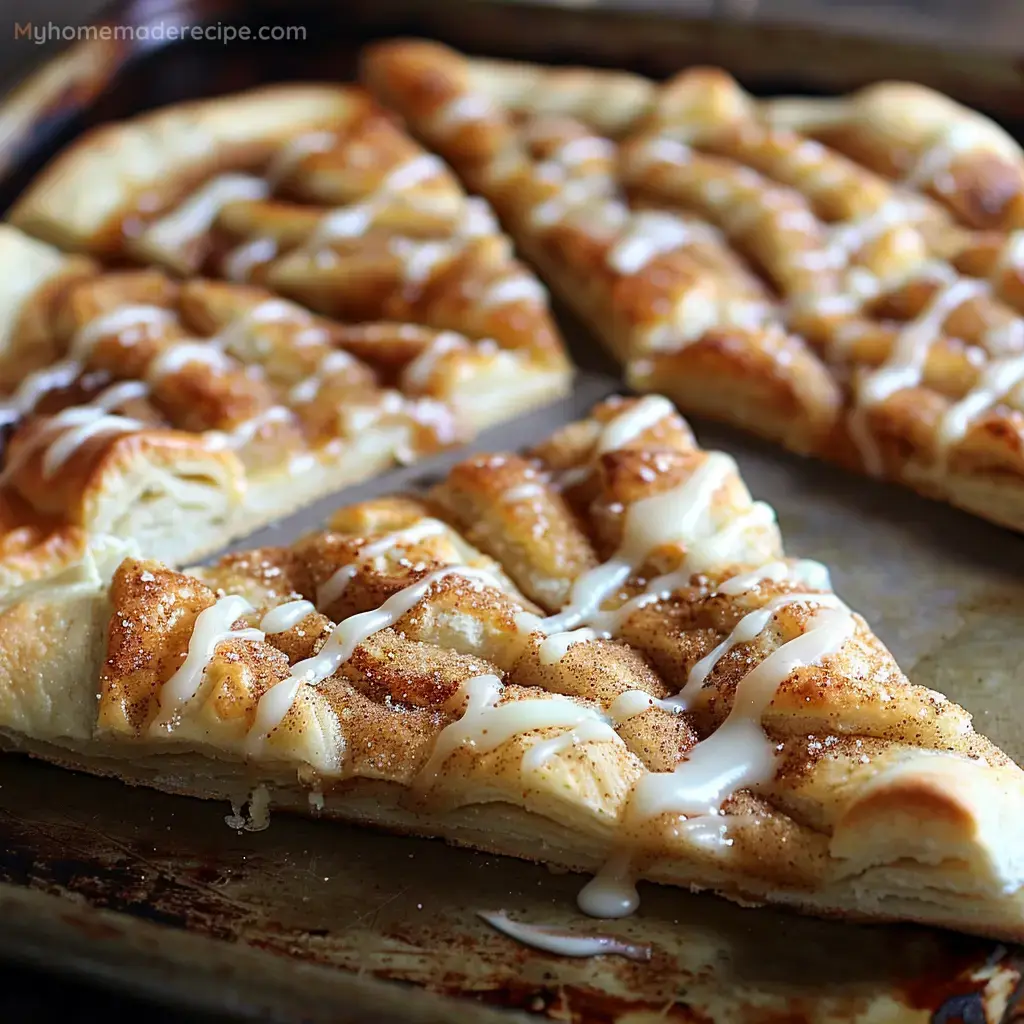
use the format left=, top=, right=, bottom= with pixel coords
left=2, top=1, right=1024, bottom=1021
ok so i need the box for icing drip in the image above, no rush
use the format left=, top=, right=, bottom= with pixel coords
left=259, top=599, right=316, bottom=634
left=3, top=380, right=147, bottom=484
left=246, top=566, right=500, bottom=752
left=501, top=482, right=546, bottom=504
left=576, top=851, right=639, bottom=918
left=477, top=910, right=651, bottom=961
left=851, top=274, right=985, bottom=475
left=537, top=628, right=599, bottom=666
left=606, top=689, right=681, bottom=724
left=594, top=395, right=674, bottom=455
left=315, top=519, right=449, bottom=608
left=151, top=595, right=264, bottom=732
left=555, top=136, right=616, bottom=166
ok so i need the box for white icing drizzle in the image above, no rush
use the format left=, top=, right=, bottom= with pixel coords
left=259, top=599, right=316, bottom=634
left=851, top=273, right=986, bottom=475
left=820, top=197, right=925, bottom=270
left=71, top=305, right=177, bottom=361
left=501, top=481, right=546, bottom=504
left=430, top=93, right=496, bottom=135
left=303, top=154, right=447, bottom=251
left=458, top=196, right=500, bottom=238
left=151, top=596, right=264, bottom=732
left=288, top=349, right=357, bottom=404
left=7, top=380, right=146, bottom=482
left=993, top=230, right=1024, bottom=280
left=556, top=136, right=616, bottom=166
left=416, top=674, right=621, bottom=783
left=540, top=452, right=734, bottom=633
left=403, top=332, right=470, bottom=391
left=537, top=628, right=600, bottom=666
left=529, top=177, right=620, bottom=231
left=1, top=292, right=327, bottom=484
left=520, top=715, right=617, bottom=771
left=626, top=607, right=854, bottom=821
left=480, top=274, right=547, bottom=309
left=245, top=566, right=499, bottom=752
left=937, top=352, right=1024, bottom=451
left=223, top=236, right=279, bottom=282
left=902, top=121, right=990, bottom=191
left=265, top=130, right=337, bottom=188
left=145, top=341, right=233, bottom=382
left=41, top=411, right=143, bottom=478
left=676, top=592, right=844, bottom=706
left=388, top=237, right=453, bottom=286
left=139, top=174, right=269, bottom=257
left=607, top=211, right=707, bottom=276
left=0, top=360, right=80, bottom=427
left=315, top=519, right=449, bottom=608
left=606, top=689, right=680, bottom=724
left=635, top=136, right=693, bottom=170
left=477, top=910, right=651, bottom=961
left=203, top=405, right=293, bottom=451
left=594, top=395, right=674, bottom=455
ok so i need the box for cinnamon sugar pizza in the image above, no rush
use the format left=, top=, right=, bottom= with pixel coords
left=364, top=41, right=1024, bottom=531
left=0, top=395, right=1021, bottom=941
left=0, top=85, right=570, bottom=584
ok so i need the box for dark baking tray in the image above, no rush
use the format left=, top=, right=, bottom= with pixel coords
left=3, top=1, right=1024, bottom=1021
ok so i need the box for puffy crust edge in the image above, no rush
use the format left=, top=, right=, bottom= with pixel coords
left=8, top=84, right=374, bottom=253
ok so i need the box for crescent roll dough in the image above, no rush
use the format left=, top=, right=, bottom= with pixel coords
left=0, top=396, right=1021, bottom=942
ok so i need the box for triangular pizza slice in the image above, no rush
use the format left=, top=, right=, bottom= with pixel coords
left=0, top=395, right=1020, bottom=940
left=363, top=41, right=1024, bottom=533
left=0, top=83, right=571, bottom=583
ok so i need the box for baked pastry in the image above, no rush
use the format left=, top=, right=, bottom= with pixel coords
left=0, top=84, right=571, bottom=583
left=1, top=394, right=1020, bottom=941
left=363, top=41, right=1024, bottom=532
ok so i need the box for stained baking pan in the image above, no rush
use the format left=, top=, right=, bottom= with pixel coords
left=2, top=0, right=1024, bottom=1021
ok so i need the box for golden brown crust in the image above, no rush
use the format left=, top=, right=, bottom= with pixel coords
left=0, top=396, right=1020, bottom=941
left=363, top=39, right=1024, bottom=532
